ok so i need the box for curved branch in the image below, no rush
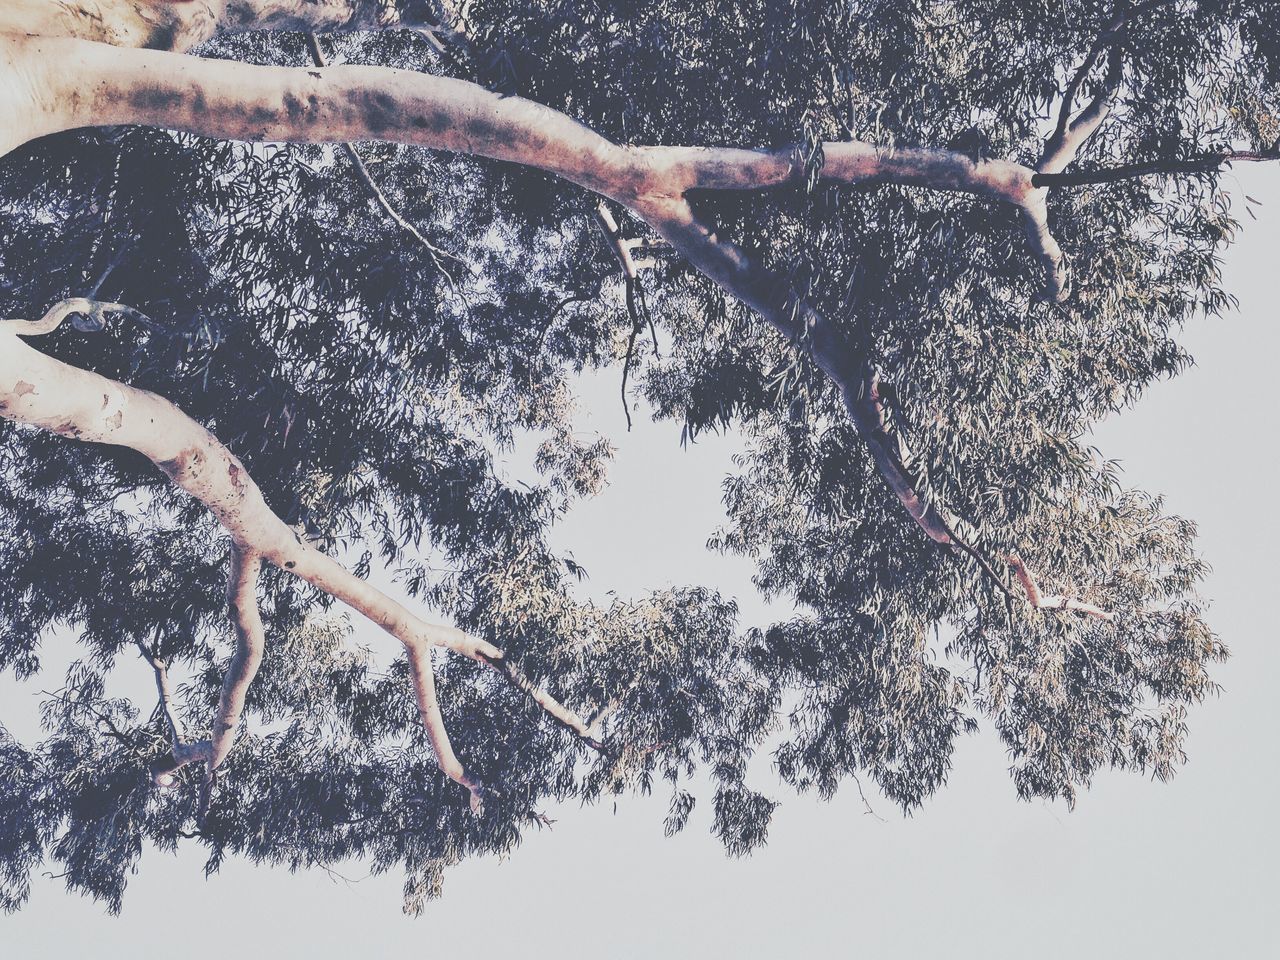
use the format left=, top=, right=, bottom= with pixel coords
left=1033, top=150, right=1280, bottom=187
left=632, top=197, right=1110, bottom=619
left=137, top=640, right=211, bottom=788
left=3, top=36, right=1068, bottom=296
left=0, top=32, right=1119, bottom=620
left=1007, top=554, right=1114, bottom=622
left=0, top=305, right=600, bottom=809
left=209, top=545, right=266, bottom=770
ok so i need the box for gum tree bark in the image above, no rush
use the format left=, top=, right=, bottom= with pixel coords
left=0, top=0, right=1256, bottom=802
left=0, top=10, right=1130, bottom=620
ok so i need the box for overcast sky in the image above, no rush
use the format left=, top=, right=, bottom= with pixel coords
left=2, top=168, right=1277, bottom=958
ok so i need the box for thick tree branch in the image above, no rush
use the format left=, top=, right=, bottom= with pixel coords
left=209, top=545, right=266, bottom=770
left=1, top=37, right=1071, bottom=298
left=0, top=1, right=439, bottom=53
left=0, top=303, right=601, bottom=810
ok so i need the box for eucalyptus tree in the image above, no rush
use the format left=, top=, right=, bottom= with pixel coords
left=0, top=0, right=1275, bottom=913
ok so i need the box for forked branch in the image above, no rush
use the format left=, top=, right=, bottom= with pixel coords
left=1006, top=554, right=1114, bottom=622
left=0, top=302, right=601, bottom=813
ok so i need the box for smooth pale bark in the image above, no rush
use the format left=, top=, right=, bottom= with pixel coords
left=0, top=307, right=602, bottom=807
left=148, top=546, right=267, bottom=788
left=0, top=30, right=1112, bottom=618
left=0, top=1, right=431, bottom=52
left=0, top=34, right=1063, bottom=551
left=210, top=545, right=265, bottom=769
left=0, top=34, right=1068, bottom=294
left=1007, top=554, right=1114, bottom=622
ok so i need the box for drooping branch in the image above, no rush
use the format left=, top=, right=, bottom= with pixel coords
left=1033, top=150, right=1280, bottom=187
left=633, top=196, right=1112, bottom=620
left=0, top=302, right=602, bottom=811
left=595, top=203, right=663, bottom=430
left=210, top=546, right=266, bottom=769
left=479, top=652, right=605, bottom=751
left=594, top=203, right=644, bottom=280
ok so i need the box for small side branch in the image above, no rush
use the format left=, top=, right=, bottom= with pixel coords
left=634, top=200, right=1112, bottom=622
left=594, top=203, right=658, bottom=279
left=138, top=641, right=211, bottom=789
left=596, top=203, right=663, bottom=430
left=304, top=33, right=463, bottom=282
left=1006, top=554, right=1114, bottom=622
left=479, top=652, right=605, bottom=751
left=1033, top=150, right=1280, bottom=187
left=1, top=298, right=152, bottom=337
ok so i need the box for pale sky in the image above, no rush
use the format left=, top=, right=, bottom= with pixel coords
left=2, top=168, right=1276, bottom=958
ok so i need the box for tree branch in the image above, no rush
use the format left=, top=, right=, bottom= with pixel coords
left=302, top=32, right=464, bottom=281
left=135, top=640, right=211, bottom=788
left=0, top=26, right=1137, bottom=635
left=632, top=196, right=1110, bottom=619
left=1006, top=554, right=1114, bottom=622
left=209, top=545, right=266, bottom=771
left=0, top=303, right=601, bottom=810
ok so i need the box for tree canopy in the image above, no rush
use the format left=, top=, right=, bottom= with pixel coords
left=0, top=0, right=1276, bottom=913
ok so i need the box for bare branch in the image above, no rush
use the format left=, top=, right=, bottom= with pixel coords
left=1033, top=149, right=1280, bottom=187
left=0, top=304, right=600, bottom=808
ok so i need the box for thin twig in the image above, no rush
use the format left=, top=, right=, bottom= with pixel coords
left=1033, top=149, right=1280, bottom=187
left=304, top=33, right=465, bottom=285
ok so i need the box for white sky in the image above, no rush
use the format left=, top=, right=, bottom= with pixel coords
left=2, top=168, right=1277, bottom=958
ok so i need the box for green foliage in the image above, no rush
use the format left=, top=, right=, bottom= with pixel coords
left=2, top=0, right=1273, bottom=911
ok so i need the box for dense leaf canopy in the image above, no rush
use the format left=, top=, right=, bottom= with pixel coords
left=2, top=0, right=1277, bottom=913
